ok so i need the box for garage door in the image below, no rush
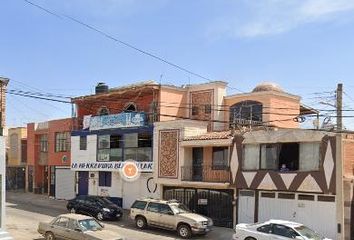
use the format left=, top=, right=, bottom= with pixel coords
left=55, top=168, right=76, bottom=200
left=238, top=190, right=255, bottom=224
left=258, top=192, right=336, bottom=239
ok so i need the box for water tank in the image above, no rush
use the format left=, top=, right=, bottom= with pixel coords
left=95, top=82, right=109, bottom=94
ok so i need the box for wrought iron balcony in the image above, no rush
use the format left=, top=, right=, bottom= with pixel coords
left=181, top=165, right=231, bottom=183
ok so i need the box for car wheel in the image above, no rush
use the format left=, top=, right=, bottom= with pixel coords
left=178, top=224, right=192, bottom=239
left=96, top=212, right=104, bottom=221
left=45, top=232, right=55, bottom=240
left=135, top=216, right=147, bottom=229
left=70, top=208, right=76, bottom=214
left=245, top=237, right=256, bottom=240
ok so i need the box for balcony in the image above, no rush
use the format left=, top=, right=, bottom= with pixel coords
left=181, top=165, right=231, bottom=183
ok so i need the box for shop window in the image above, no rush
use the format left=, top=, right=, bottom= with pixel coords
left=40, top=134, right=48, bottom=153
left=79, top=136, right=87, bottom=150
left=98, top=172, right=111, bottom=187
left=55, top=132, right=70, bottom=152
left=97, top=135, right=123, bottom=162
left=212, top=147, right=229, bottom=170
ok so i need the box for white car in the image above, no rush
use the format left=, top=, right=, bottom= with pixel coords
left=233, top=219, right=331, bottom=240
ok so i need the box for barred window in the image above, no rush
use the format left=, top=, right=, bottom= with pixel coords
left=55, top=132, right=70, bottom=152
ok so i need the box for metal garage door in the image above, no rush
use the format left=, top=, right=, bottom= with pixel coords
left=258, top=192, right=336, bottom=239
left=238, top=190, right=255, bottom=224
left=55, top=168, right=76, bottom=200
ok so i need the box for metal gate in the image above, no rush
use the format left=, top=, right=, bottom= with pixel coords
left=163, top=187, right=234, bottom=228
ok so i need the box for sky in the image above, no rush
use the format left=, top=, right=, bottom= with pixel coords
left=1, top=0, right=354, bottom=129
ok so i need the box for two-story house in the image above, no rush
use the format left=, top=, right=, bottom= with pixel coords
left=153, top=82, right=322, bottom=229
left=27, top=118, right=73, bottom=199
left=6, top=127, right=27, bottom=191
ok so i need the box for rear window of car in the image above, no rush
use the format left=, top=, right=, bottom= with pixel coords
left=131, top=201, right=147, bottom=210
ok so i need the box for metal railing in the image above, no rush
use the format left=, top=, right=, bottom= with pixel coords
left=181, top=165, right=231, bottom=183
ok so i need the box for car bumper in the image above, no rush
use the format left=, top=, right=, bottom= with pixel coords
left=191, top=227, right=211, bottom=234
left=103, top=211, right=123, bottom=220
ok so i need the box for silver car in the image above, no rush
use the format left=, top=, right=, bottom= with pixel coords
left=37, top=213, right=124, bottom=240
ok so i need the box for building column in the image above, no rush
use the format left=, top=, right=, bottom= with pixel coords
left=336, top=134, right=345, bottom=240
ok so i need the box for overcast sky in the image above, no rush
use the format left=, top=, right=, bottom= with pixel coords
left=1, top=0, right=354, bottom=129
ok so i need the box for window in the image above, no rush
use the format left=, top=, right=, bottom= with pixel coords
left=204, top=104, right=212, bottom=114
left=230, top=100, right=263, bottom=126
left=80, top=136, right=87, bottom=150
left=55, top=132, right=70, bottom=152
left=53, top=217, right=69, bottom=228
left=212, top=147, right=229, bottom=169
left=260, top=144, right=278, bottom=170
left=192, top=106, right=199, bottom=116
left=98, top=172, right=111, bottom=187
left=98, top=106, right=109, bottom=116
left=160, top=204, right=173, bottom=215
left=131, top=201, right=147, bottom=210
left=272, top=224, right=298, bottom=238
left=68, top=219, right=79, bottom=230
left=40, top=135, right=48, bottom=152
left=299, top=142, right=320, bottom=171
left=97, top=135, right=110, bottom=162
left=147, top=202, right=159, bottom=213
left=124, top=102, right=137, bottom=112
left=260, top=143, right=299, bottom=171
left=257, top=224, right=272, bottom=234
left=242, top=144, right=260, bottom=170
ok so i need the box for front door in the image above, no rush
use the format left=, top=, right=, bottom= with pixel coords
left=78, top=172, right=89, bottom=195
left=192, top=148, right=203, bottom=181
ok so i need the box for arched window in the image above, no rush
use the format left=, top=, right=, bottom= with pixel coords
left=98, top=106, right=110, bottom=116
left=124, top=102, right=137, bottom=112
left=230, top=100, right=263, bottom=125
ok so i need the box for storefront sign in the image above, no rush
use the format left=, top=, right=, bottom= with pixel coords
left=84, top=112, right=146, bottom=130
left=121, top=161, right=141, bottom=182
left=70, top=161, right=153, bottom=172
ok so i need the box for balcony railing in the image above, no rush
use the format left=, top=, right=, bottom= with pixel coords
left=181, top=165, right=231, bottom=183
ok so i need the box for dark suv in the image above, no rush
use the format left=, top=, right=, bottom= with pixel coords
left=66, top=195, right=123, bottom=221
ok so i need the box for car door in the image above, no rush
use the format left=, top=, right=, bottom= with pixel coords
left=270, top=224, right=299, bottom=240
left=145, top=202, right=160, bottom=226
left=254, top=224, right=272, bottom=240
left=158, top=204, right=176, bottom=229
left=51, top=217, right=70, bottom=240
left=62, top=219, right=85, bottom=240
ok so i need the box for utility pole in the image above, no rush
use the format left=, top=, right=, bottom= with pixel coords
left=336, top=83, right=343, bottom=131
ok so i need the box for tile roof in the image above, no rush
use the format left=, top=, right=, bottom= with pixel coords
left=184, top=130, right=232, bottom=141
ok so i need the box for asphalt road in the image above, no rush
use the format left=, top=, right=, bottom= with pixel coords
left=5, top=192, right=234, bottom=240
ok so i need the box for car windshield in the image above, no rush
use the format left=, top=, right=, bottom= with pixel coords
left=295, top=225, right=323, bottom=240
left=170, top=203, right=190, bottom=214
left=78, top=219, right=103, bottom=232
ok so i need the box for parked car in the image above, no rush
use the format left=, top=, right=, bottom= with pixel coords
left=130, top=198, right=213, bottom=239
left=66, top=195, right=123, bottom=221
left=233, top=219, right=332, bottom=240
left=37, top=213, right=125, bottom=240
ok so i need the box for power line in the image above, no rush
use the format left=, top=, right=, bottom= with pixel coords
left=23, top=0, right=214, bottom=83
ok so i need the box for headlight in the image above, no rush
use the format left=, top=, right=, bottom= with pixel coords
left=102, top=208, right=111, bottom=212
left=192, top=222, right=204, bottom=228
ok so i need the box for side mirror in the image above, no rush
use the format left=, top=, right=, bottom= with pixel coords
left=74, top=228, right=82, bottom=232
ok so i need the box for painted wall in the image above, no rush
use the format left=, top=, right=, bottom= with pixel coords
left=224, top=91, right=300, bottom=129
left=0, top=137, right=6, bottom=229
left=71, top=135, right=97, bottom=165
left=7, top=127, right=27, bottom=167
left=159, top=87, right=187, bottom=121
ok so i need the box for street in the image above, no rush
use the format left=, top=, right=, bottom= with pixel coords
left=6, top=192, right=234, bottom=240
